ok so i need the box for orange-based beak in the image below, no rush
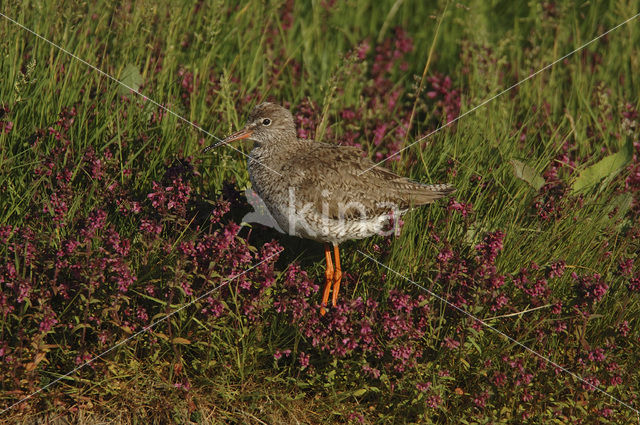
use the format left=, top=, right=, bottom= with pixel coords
left=203, top=128, right=253, bottom=152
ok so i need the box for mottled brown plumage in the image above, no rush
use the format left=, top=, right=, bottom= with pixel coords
left=205, top=102, right=454, bottom=314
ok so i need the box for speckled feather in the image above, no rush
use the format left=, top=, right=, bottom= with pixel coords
left=237, top=103, right=454, bottom=244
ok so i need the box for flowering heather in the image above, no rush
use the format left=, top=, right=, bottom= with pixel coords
left=0, top=104, right=13, bottom=133
left=447, top=197, right=473, bottom=218
left=2, top=2, right=640, bottom=423
left=0, top=100, right=288, bottom=413
left=293, top=98, right=321, bottom=139
left=426, top=73, right=462, bottom=125
left=299, top=28, right=430, bottom=164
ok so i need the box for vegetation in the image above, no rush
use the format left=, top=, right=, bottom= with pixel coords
left=1, top=0, right=639, bottom=423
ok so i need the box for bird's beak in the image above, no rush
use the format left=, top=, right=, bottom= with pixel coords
left=203, top=128, right=253, bottom=153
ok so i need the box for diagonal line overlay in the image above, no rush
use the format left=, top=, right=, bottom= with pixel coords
left=358, top=11, right=640, bottom=175
left=0, top=250, right=282, bottom=415
left=0, top=12, right=283, bottom=177
left=358, top=250, right=640, bottom=420
left=3, top=5, right=639, bottom=422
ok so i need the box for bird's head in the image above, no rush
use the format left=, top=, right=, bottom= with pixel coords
left=204, top=102, right=297, bottom=152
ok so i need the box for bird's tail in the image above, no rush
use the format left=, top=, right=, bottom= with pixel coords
left=406, top=183, right=455, bottom=205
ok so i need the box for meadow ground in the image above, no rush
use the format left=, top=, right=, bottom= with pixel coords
left=1, top=0, right=640, bottom=423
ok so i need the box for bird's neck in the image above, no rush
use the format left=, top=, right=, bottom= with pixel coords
left=250, top=137, right=303, bottom=162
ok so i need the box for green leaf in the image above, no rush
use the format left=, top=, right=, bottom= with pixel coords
left=571, top=139, right=633, bottom=193
left=510, top=159, right=544, bottom=191
left=118, top=64, right=143, bottom=96
left=465, top=336, right=482, bottom=354
left=352, top=388, right=367, bottom=397
left=71, top=323, right=91, bottom=333
left=459, top=357, right=470, bottom=370
left=155, top=332, right=169, bottom=341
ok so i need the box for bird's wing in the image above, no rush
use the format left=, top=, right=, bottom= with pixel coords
left=282, top=142, right=454, bottom=220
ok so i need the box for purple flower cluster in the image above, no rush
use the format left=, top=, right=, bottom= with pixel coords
left=573, top=272, right=609, bottom=309
left=426, top=73, right=461, bottom=125
left=447, top=198, right=473, bottom=218
left=289, top=28, right=424, bottom=165
left=147, top=177, right=192, bottom=216
left=293, top=98, right=321, bottom=139
left=177, top=66, right=196, bottom=108
left=0, top=104, right=13, bottom=133
left=3, top=12, right=640, bottom=422
left=432, top=231, right=510, bottom=314
left=0, top=100, right=290, bottom=410
left=274, top=267, right=434, bottom=375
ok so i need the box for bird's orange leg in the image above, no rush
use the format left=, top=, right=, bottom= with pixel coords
left=331, top=244, right=342, bottom=307
left=320, top=243, right=334, bottom=316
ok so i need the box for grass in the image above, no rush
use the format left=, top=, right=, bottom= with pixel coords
left=1, top=0, right=640, bottom=423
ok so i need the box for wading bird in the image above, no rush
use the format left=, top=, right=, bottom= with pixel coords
left=205, top=103, right=453, bottom=315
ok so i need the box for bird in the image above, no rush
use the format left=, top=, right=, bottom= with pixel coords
left=204, top=102, right=454, bottom=315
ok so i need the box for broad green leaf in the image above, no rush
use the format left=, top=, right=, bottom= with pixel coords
left=155, top=332, right=169, bottom=341
left=118, top=64, right=143, bottom=96
left=510, top=159, right=545, bottom=191
left=352, top=388, right=367, bottom=397
left=571, top=139, right=633, bottom=193
left=459, top=357, right=470, bottom=370
left=465, top=336, right=482, bottom=354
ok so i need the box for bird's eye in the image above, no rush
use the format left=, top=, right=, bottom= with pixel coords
left=262, top=118, right=271, bottom=126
